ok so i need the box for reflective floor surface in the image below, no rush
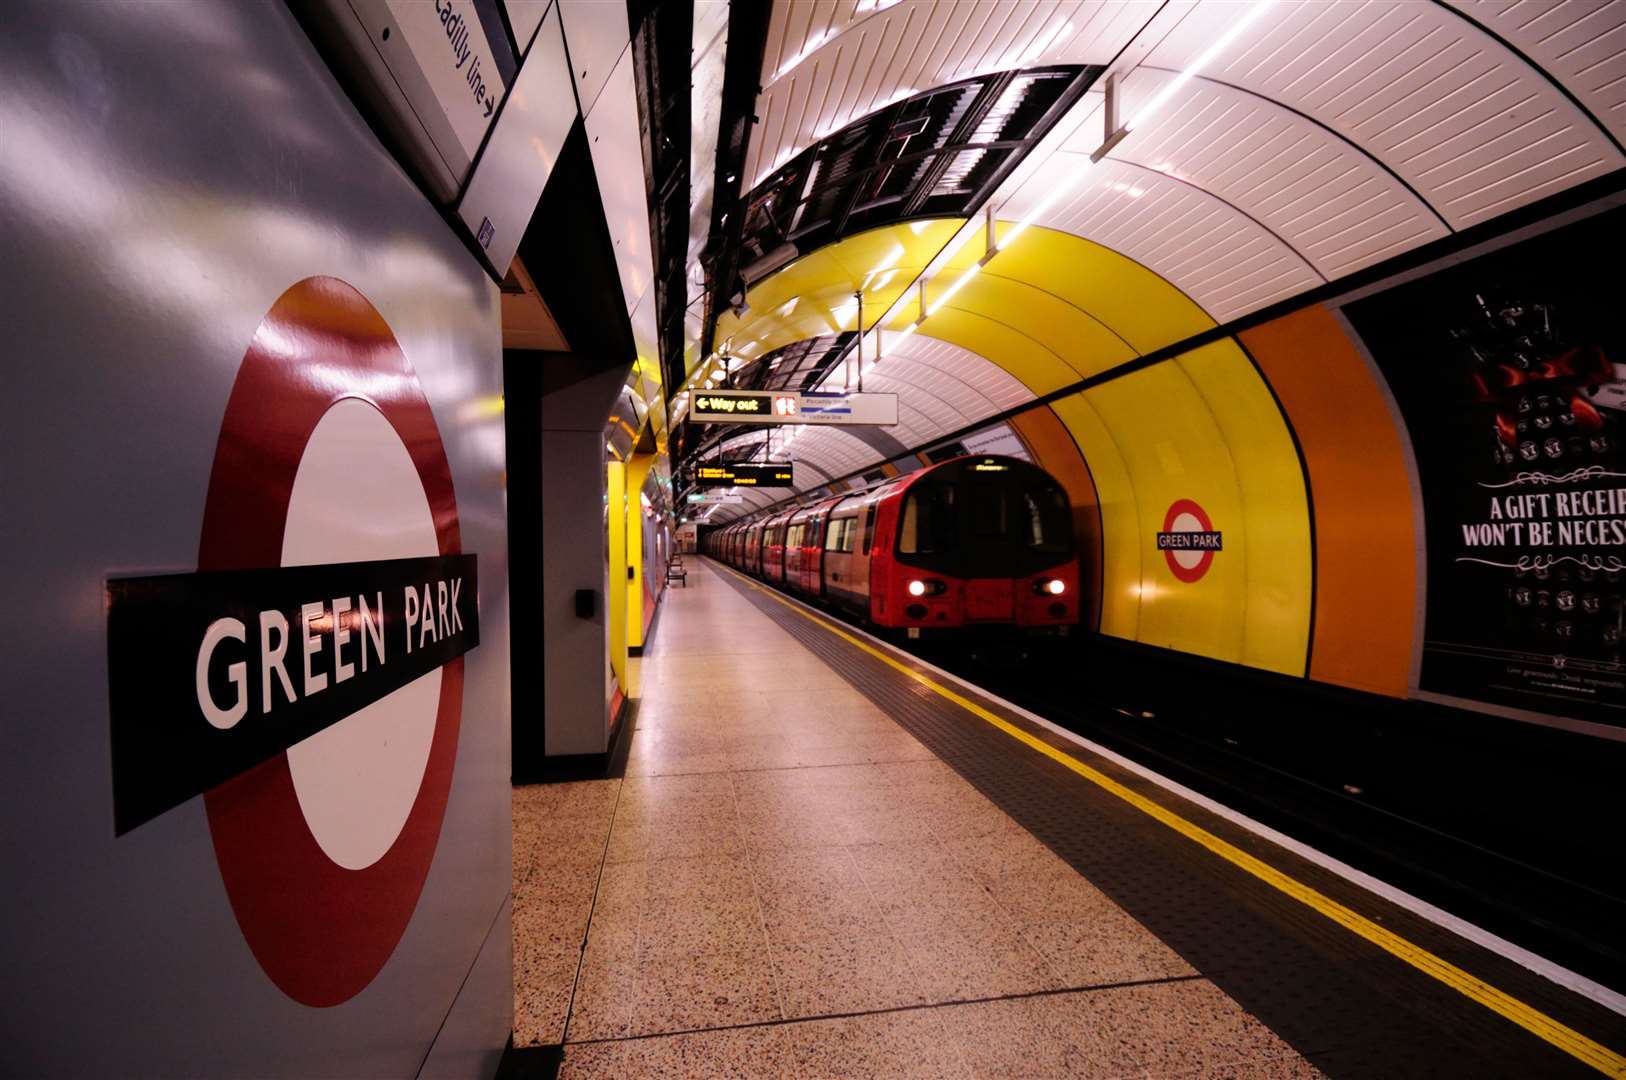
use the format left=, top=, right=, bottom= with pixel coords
left=512, top=563, right=1320, bottom=1078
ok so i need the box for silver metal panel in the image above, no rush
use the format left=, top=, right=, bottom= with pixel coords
left=0, top=2, right=509, bottom=1074
left=458, top=3, right=577, bottom=275
left=559, top=0, right=631, bottom=116
left=585, top=45, right=656, bottom=317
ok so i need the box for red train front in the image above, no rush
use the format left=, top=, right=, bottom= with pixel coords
left=707, top=455, right=1079, bottom=637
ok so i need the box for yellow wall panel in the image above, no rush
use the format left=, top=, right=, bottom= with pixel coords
left=909, top=313, right=1081, bottom=397
left=606, top=461, right=628, bottom=691
left=1049, top=394, right=1140, bottom=641
left=1083, top=365, right=1249, bottom=664
left=625, top=454, right=654, bottom=651
left=943, top=272, right=1137, bottom=381
left=712, top=220, right=963, bottom=367
left=1176, top=341, right=1313, bottom=674
left=986, top=226, right=1216, bottom=353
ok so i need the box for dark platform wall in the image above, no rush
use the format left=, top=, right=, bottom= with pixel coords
left=0, top=2, right=511, bottom=1074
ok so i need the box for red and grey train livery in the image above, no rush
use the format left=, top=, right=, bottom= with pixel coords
left=706, top=455, right=1080, bottom=636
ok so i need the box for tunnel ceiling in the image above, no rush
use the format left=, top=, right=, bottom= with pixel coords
left=685, top=0, right=1626, bottom=525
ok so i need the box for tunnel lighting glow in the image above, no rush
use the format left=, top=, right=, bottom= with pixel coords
left=773, top=29, right=833, bottom=83
left=995, top=0, right=1274, bottom=255
left=1047, top=579, right=1066, bottom=595
left=926, top=261, right=983, bottom=317
left=907, top=579, right=928, bottom=597
left=1124, top=0, right=1277, bottom=134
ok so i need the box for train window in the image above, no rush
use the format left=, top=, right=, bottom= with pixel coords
left=970, top=483, right=1008, bottom=537
left=898, top=484, right=957, bottom=554
left=860, top=508, right=872, bottom=555
left=825, top=518, right=842, bottom=551
left=1024, top=486, right=1072, bottom=552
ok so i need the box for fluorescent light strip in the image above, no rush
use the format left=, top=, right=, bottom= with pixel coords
left=1124, top=0, right=1277, bottom=133
left=806, top=0, right=1273, bottom=390
left=993, top=0, right=1278, bottom=260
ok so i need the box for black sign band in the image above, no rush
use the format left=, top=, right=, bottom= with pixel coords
left=107, top=554, right=478, bottom=834
left=1157, top=531, right=1223, bottom=551
left=695, top=462, right=794, bottom=487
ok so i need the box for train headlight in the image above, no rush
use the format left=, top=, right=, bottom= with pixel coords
left=1034, top=578, right=1066, bottom=595
left=907, top=579, right=928, bottom=597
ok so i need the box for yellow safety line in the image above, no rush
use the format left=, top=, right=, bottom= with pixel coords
left=715, top=564, right=1626, bottom=1077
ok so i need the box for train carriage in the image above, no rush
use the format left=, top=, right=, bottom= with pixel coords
left=710, top=456, right=1078, bottom=637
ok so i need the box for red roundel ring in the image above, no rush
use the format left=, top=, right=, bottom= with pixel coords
left=197, top=277, right=463, bottom=1008
left=1162, top=499, right=1216, bottom=584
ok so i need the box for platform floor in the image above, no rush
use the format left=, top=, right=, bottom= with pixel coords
left=514, top=563, right=1319, bottom=1077
left=512, top=562, right=1620, bottom=1078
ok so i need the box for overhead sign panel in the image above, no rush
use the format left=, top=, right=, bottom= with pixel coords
left=687, top=389, right=897, bottom=426
left=384, top=0, right=507, bottom=160
left=690, top=391, right=789, bottom=422
left=800, top=392, right=898, bottom=426
left=695, top=462, right=794, bottom=488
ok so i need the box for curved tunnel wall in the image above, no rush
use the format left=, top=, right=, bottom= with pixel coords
left=705, top=185, right=1626, bottom=726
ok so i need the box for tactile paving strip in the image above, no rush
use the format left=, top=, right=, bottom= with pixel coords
left=715, top=568, right=1604, bottom=1080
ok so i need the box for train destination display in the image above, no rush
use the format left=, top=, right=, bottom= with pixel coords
left=1345, top=204, right=1626, bottom=730
left=695, top=463, right=794, bottom=488
left=688, top=389, right=897, bottom=426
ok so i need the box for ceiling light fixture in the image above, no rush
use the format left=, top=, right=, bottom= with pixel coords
left=996, top=0, right=1275, bottom=255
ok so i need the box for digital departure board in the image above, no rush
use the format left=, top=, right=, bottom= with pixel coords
left=695, top=463, right=794, bottom=488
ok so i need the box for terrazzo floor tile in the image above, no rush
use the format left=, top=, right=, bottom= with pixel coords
left=574, top=1024, right=794, bottom=1079
left=1017, top=908, right=1198, bottom=987
left=781, top=1009, right=973, bottom=1079
left=769, top=931, right=927, bottom=1017
left=522, top=567, right=1324, bottom=1078
left=565, top=930, right=638, bottom=1042
left=900, top=922, right=1063, bottom=1002
left=1071, top=979, right=1316, bottom=1076
left=627, top=942, right=785, bottom=1035
left=512, top=943, right=581, bottom=1046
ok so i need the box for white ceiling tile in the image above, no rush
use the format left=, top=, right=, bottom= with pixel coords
left=1446, top=0, right=1626, bottom=148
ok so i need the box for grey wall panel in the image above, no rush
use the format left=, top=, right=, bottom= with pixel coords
left=0, top=1, right=509, bottom=1075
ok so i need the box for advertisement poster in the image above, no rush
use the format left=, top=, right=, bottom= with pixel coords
left=1344, top=203, right=1626, bottom=728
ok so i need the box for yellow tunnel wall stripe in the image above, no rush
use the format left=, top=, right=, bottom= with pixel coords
left=721, top=564, right=1625, bottom=1079
left=1049, top=393, right=1141, bottom=641
left=709, top=218, right=1351, bottom=684
left=1177, top=339, right=1314, bottom=674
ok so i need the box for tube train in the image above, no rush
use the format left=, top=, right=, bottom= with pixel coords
left=704, top=455, right=1080, bottom=637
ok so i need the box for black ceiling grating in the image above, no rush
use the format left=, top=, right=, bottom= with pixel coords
left=732, top=65, right=1096, bottom=288
left=721, top=333, right=855, bottom=394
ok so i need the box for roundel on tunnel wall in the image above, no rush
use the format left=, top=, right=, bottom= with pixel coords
left=1157, top=499, right=1223, bottom=584
left=197, top=277, right=465, bottom=1008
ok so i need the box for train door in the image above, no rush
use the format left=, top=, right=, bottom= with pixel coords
left=850, top=503, right=873, bottom=607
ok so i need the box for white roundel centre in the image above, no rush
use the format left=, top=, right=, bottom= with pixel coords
left=281, top=397, right=441, bottom=871
left=1169, top=511, right=1206, bottom=570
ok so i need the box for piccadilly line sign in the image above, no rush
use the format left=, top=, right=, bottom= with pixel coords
left=107, top=555, right=478, bottom=835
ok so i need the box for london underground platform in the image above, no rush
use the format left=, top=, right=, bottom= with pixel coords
left=511, top=564, right=1621, bottom=1079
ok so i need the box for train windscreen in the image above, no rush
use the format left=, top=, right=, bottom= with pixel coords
left=896, top=458, right=1073, bottom=577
